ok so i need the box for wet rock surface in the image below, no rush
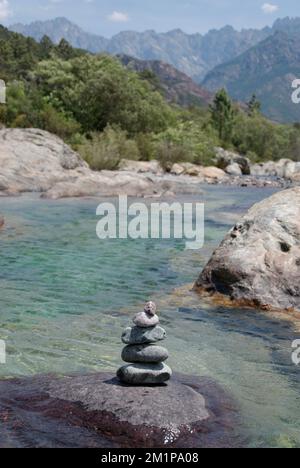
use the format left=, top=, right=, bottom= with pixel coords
left=196, top=187, right=300, bottom=313
left=0, top=372, right=241, bottom=448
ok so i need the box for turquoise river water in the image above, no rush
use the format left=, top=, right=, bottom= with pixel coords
left=0, top=185, right=299, bottom=448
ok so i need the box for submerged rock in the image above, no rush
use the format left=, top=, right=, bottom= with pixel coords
left=117, top=362, right=172, bottom=384
left=0, top=372, right=241, bottom=448
left=196, top=187, right=300, bottom=313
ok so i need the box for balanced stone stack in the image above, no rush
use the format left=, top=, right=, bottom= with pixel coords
left=117, top=302, right=172, bottom=385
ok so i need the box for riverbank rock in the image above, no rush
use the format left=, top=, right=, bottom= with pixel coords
left=0, top=129, right=204, bottom=199
left=214, top=147, right=251, bottom=175
left=251, top=159, right=300, bottom=180
left=170, top=163, right=226, bottom=182
left=225, top=163, right=242, bottom=176
left=118, top=159, right=163, bottom=175
left=195, top=187, right=300, bottom=313
left=0, top=372, right=241, bottom=448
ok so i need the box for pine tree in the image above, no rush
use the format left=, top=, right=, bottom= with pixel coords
left=40, top=35, right=54, bottom=59
left=56, top=39, right=74, bottom=60
left=247, top=94, right=261, bottom=116
left=210, top=88, right=235, bottom=143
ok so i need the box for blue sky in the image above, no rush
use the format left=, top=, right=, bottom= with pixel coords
left=0, top=0, right=299, bottom=36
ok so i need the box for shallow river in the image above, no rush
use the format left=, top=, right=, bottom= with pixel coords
left=0, top=185, right=299, bottom=448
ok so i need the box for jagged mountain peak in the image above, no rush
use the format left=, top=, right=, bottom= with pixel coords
left=203, top=30, right=300, bottom=123
left=8, top=16, right=300, bottom=85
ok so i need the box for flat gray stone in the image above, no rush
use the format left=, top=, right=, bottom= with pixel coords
left=121, top=325, right=166, bottom=345
left=133, top=312, right=159, bottom=328
left=0, top=372, right=240, bottom=448
left=122, top=344, right=169, bottom=363
left=117, top=363, right=172, bottom=385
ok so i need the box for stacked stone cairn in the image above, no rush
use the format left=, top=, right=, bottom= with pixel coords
left=117, top=301, right=172, bottom=385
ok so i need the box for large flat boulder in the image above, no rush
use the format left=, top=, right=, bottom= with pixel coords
left=0, top=128, right=154, bottom=198
left=0, top=129, right=205, bottom=199
left=196, top=187, right=300, bottom=313
left=0, top=372, right=240, bottom=448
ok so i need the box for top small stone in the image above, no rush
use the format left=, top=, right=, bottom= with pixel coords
left=144, top=301, right=157, bottom=317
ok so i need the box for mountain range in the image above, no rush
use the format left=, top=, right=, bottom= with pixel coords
left=9, top=16, right=300, bottom=123
left=9, top=16, right=274, bottom=82
left=203, top=30, right=300, bottom=123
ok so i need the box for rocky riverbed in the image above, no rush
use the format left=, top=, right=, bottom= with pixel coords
left=0, top=186, right=299, bottom=448
left=0, top=128, right=297, bottom=200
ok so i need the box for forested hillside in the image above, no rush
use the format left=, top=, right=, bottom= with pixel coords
left=1, top=24, right=300, bottom=170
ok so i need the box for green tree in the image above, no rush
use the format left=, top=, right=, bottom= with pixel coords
left=210, top=88, right=235, bottom=143
left=247, top=94, right=261, bottom=116
left=33, top=54, right=174, bottom=135
left=39, top=35, right=54, bottom=59
left=56, top=39, right=75, bottom=60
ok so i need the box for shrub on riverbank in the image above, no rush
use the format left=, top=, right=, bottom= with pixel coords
left=78, top=126, right=140, bottom=171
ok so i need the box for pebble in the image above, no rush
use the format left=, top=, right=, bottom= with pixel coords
left=144, top=301, right=157, bottom=316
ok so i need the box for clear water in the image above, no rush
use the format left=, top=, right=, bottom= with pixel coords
left=0, top=186, right=299, bottom=448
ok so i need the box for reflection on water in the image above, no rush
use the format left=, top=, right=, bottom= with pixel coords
left=0, top=185, right=299, bottom=448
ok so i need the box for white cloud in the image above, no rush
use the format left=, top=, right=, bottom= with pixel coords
left=0, top=0, right=11, bottom=20
left=261, top=3, right=279, bottom=14
left=107, top=11, right=129, bottom=23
